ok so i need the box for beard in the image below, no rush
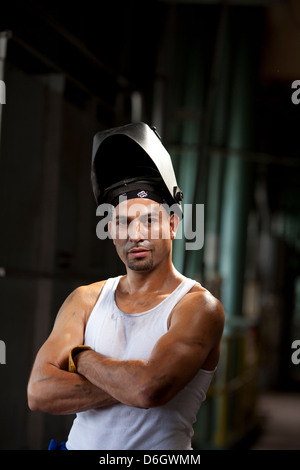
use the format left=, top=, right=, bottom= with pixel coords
left=127, top=255, right=154, bottom=272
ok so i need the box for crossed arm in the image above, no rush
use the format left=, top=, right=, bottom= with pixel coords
left=27, top=282, right=224, bottom=415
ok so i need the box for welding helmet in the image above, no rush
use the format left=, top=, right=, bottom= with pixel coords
left=91, top=122, right=183, bottom=217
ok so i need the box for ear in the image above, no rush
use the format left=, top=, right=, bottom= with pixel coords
left=170, top=213, right=180, bottom=240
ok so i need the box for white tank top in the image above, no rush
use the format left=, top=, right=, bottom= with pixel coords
left=66, top=275, right=215, bottom=450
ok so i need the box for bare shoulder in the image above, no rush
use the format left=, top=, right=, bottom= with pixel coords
left=55, top=279, right=107, bottom=325
left=74, top=280, right=107, bottom=308
left=190, top=284, right=224, bottom=317
left=170, top=283, right=225, bottom=333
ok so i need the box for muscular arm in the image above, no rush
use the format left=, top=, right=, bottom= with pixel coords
left=27, top=283, right=118, bottom=415
left=75, top=288, right=225, bottom=409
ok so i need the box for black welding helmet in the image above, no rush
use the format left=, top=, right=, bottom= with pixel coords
left=91, top=122, right=184, bottom=217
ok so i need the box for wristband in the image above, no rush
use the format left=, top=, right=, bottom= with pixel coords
left=68, top=345, right=92, bottom=373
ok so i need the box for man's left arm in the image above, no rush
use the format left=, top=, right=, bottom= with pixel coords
left=75, top=290, right=225, bottom=409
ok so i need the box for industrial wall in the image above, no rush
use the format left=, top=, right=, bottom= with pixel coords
left=0, top=0, right=299, bottom=450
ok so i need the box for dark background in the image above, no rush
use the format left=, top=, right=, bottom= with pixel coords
left=0, top=0, right=299, bottom=449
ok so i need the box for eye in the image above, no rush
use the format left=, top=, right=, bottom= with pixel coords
left=116, top=217, right=128, bottom=226
left=147, top=216, right=157, bottom=225
left=150, top=215, right=160, bottom=224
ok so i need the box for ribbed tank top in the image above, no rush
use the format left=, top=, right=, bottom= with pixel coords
left=66, top=275, right=215, bottom=450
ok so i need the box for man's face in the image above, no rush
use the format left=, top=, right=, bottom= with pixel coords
left=108, top=198, right=178, bottom=272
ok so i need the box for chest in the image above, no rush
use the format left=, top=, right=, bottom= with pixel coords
left=87, top=307, right=169, bottom=361
left=115, top=290, right=169, bottom=314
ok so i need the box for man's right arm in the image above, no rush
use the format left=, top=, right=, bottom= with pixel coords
left=27, top=283, right=118, bottom=415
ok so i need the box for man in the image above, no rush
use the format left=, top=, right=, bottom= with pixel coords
left=27, top=123, right=224, bottom=450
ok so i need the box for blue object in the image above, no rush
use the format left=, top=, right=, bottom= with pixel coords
left=48, top=439, right=67, bottom=450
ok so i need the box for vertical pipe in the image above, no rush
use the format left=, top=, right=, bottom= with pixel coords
left=204, top=26, right=230, bottom=294
left=26, top=74, right=64, bottom=449
left=0, top=31, right=11, bottom=156
left=183, top=2, right=229, bottom=279
left=219, top=33, right=254, bottom=321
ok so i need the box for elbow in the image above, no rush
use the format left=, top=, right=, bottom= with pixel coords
left=27, top=382, right=41, bottom=412
left=136, top=383, right=171, bottom=409
left=27, top=381, right=49, bottom=413
left=28, top=397, right=40, bottom=412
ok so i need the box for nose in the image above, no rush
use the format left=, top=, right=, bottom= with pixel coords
left=128, top=219, right=145, bottom=242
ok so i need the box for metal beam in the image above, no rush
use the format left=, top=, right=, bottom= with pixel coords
left=159, top=0, right=281, bottom=5
left=11, top=33, right=115, bottom=111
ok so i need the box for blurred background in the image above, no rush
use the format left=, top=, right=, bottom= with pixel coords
left=0, top=0, right=299, bottom=450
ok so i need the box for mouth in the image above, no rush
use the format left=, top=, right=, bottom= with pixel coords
left=128, top=247, right=151, bottom=258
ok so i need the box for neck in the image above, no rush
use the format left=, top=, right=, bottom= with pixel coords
left=123, top=258, right=181, bottom=295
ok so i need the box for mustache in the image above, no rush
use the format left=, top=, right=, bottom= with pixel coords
left=126, top=242, right=153, bottom=252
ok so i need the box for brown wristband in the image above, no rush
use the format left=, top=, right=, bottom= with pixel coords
left=68, top=345, right=92, bottom=373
